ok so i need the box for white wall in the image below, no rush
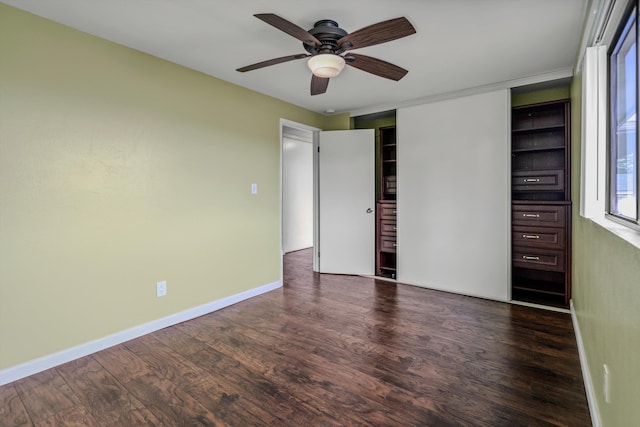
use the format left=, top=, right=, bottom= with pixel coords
left=282, top=135, right=313, bottom=253
left=397, top=89, right=510, bottom=301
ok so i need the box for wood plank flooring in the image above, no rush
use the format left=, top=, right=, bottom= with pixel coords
left=0, top=249, right=591, bottom=426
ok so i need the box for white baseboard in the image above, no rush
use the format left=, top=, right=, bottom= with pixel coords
left=509, top=299, right=570, bottom=313
left=571, top=300, right=601, bottom=427
left=0, top=280, right=281, bottom=386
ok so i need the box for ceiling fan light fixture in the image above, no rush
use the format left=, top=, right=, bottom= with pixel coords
left=307, top=54, right=345, bottom=78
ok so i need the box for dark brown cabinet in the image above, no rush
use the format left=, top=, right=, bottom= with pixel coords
left=377, top=126, right=397, bottom=277
left=511, top=100, right=571, bottom=307
left=377, top=201, right=396, bottom=277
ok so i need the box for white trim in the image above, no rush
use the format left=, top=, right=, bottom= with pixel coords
left=506, top=92, right=513, bottom=303
left=591, top=215, right=640, bottom=249
left=571, top=300, right=602, bottom=427
left=581, top=45, right=608, bottom=220
left=0, top=280, right=281, bottom=386
left=349, top=68, right=574, bottom=117
left=278, top=118, right=322, bottom=275
left=312, top=129, right=320, bottom=272
left=279, top=119, right=321, bottom=133
left=509, top=299, right=570, bottom=314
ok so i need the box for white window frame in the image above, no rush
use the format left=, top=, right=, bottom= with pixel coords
left=606, top=4, right=640, bottom=228
left=581, top=45, right=608, bottom=220
left=580, top=0, right=640, bottom=247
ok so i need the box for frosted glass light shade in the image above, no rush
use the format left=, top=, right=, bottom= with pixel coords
left=307, top=54, right=346, bottom=78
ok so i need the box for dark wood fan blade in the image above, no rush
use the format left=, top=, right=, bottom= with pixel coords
left=345, top=54, right=408, bottom=81
left=236, top=54, right=308, bottom=72
left=255, top=14, right=321, bottom=46
left=338, top=17, right=416, bottom=51
left=310, top=74, right=330, bottom=95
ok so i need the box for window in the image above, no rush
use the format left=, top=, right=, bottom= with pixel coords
left=609, top=4, right=639, bottom=226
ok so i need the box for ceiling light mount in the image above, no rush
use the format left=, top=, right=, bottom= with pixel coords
left=303, top=20, right=349, bottom=78
left=303, top=20, right=348, bottom=55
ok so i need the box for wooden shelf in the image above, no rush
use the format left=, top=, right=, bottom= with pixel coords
left=512, top=279, right=565, bottom=296
left=512, top=124, right=565, bottom=133
left=377, top=124, right=397, bottom=278
left=512, top=288, right=567, bottom=308
left=512, top=146, right=565, bottom=153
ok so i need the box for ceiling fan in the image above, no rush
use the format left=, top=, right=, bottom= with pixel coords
left=236, top=14, right=416, bottom=95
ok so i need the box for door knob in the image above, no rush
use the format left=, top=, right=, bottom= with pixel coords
left=366, top=208, right=373, bottom=213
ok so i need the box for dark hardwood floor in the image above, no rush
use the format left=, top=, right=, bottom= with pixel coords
left=1, top=249, right=591, bottom=426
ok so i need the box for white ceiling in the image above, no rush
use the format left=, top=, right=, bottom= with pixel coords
left=3, top=0, right=588, bottom=116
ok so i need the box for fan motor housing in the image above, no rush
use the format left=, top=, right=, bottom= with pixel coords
left=304, top=20, right=348, bottom=54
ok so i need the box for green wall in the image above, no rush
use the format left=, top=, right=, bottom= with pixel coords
left=511, top=86, right=570, bottom=107
left=0, top=4, right=347, bottom=370
left=570, top=72, right=640, bottom=425
left=513, top=79, right=640, bottom=424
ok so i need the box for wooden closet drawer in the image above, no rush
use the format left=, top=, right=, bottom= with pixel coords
left=512, top=169, right=564, bottom=192
left=512, top=204, right=566, bottom=227
left=512, top=226, right=565, bottom=250
left=379, top=221, right=397, bottom=236
left=378, top=235, right=397, bottom=253
left=383, top=175, right=397, bottom=195
left=512, top=247, right=565, bottom=272
left=378, top=203, right=397, bottom=220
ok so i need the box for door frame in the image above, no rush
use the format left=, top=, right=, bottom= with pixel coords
left=279, top=119, right=321, bottom=282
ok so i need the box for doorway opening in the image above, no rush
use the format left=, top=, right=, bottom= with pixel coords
left=280, top=119, right=379, bottom=280
left=280, top=119, right=320, bottom=278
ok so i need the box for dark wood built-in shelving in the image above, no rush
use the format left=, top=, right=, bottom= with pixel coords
left=377, top=126, right=397, bottom=277
left=511, top=100, right=571, bottom=308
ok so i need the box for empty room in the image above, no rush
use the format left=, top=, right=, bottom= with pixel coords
left=0, top=1, right=638, bottom=426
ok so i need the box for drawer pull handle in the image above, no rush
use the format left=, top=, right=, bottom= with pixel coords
left=522, top=234, right=540, bottom=239
left=524, top=178, right=540, bottom=182
left=523, top=213, right=540, bottom=218
left=393, top=227, right=398, bottom=230
left=393, top=210, right=397, bottom=214
left=392, top=243, right=398, bottom=247
left=522, top=256, right=540, bottom=261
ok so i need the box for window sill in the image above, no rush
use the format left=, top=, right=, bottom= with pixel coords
left=589, top=215, right=640, bottom=250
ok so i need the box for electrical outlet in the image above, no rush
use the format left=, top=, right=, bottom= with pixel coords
left=251, top=183, right=257, bottom=194
left=156, top=280, right=167, bottom=298
left=603, top=364, right=610, bottom=403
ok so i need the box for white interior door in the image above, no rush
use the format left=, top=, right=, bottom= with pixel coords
left=318, top=129, right=375, bottom=275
